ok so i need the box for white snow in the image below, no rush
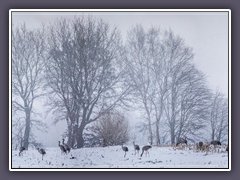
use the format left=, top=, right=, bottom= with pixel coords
left=12, top=146, right=228, bottom=169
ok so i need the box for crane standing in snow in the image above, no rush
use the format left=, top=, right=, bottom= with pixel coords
left=37, top=147, right=46, bottom=160
left=62, top=139, right=71, bottom=154
left=140, top=145, right=152, bottom=157
left=121, top=145, right=128, bottom=157
left=58, top=141, right=67, bottom=154
left=19, top=146, right=26, bottom=156
left=133, top=142, right=140, bottom=155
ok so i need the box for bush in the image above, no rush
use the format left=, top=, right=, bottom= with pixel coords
left=89, top=111, right=129, bottom=147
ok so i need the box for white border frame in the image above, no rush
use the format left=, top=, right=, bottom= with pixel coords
left=9, top=9, right=231, bottom=172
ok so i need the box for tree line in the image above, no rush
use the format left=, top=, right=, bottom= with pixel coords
left=12, top=17, right=228, bottom=150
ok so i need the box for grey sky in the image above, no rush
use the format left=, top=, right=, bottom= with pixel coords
left=12, top=11, right=229, bottom=146
left=12, top=11, right=229, bottom=95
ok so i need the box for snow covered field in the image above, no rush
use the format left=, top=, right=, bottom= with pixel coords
left=12, top=146, right=228, bottom=169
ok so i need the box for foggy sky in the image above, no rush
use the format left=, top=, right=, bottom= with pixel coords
left=12, top=11, right=229, bottom=95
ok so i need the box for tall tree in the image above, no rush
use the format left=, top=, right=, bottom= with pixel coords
left=174, top=68, right=210, bottom=142
left=46, top=17, right=130, bottom=148
left=125, top=26, right=210, bottom=145
left=147, top=28, right=170, bottom=145
left=162, top=30, right=210, bottom=144
left=125, top=25, right=155, bottom=145
left=12, top=25, right=46, bottom=149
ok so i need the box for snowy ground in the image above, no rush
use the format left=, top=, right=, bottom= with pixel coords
left=12, top=145, right=228, bottom=169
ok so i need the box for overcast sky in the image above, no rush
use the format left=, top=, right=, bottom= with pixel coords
left=12, top=11, right=229, bottom=95
left=12, top=11, right=229, bottom=146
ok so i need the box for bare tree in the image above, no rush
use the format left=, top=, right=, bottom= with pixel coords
left=46, top=17, right=130, bottom=148
left=161, top=30, right=192, bottom=144
left=125, top=27, right=211, bottom=145
left=208, top=92, right=228, bottom=143
left=12, top=117, right=25, bottom=150
left=147, top=28, right=170, bottom=145
left=161, top=30, right=210, bottom=144
left=174, top=68, right=210, bottom=142
left=124, top=25, right=156, bottom=145
left=91, top=111, right=129, bottom=147
left=12, top=24, right=46, bottom=149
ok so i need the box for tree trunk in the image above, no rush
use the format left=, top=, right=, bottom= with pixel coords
left=147, top=118, right=153, bottom=145
left=155, top=121, right=160, bottom=146
left=170, top=86, right=176, bottom=145
left=23, top=110, right=31, bottom=149
left=102, top=138, right=107, bottom=147
left=76, top=124, right=85, bottom=148
left=144, top=103, right=153, bottom=145
left=76, top=134, right=84, bottom=148
left=170, top=127, right=175, bottom=145
left=217, top=130, right=222, bottom=142
left=211, top=129, right=215, bottom=141
left=155, top=105, right=163, bottom=146
left=67, top=124, right=75, bottom=148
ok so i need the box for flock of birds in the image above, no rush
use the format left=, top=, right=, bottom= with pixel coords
left=19, top=146, right=46, bottom=160
left=58, top=139, right=71, bottom=154
left=18, top=139, right=70, bottom=160
left=121, top=142, right=152, bottom=158
left=18, top=137, right=228, bottom=161
left=18, top=139, right=152, bottom=160
left=175, top=137, right=228, bottom=153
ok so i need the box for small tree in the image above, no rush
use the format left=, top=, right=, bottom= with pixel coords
left=92, top=111, right=129, bottom=147
left=208, top=92, right=228, bottom=143
left=12, top=117, right=25, bottom=150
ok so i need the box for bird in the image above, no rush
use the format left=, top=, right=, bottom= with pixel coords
left=121, top=144, right=128, bottom=157
left=62, top=139, right=71, bottom=153
left=197, top=141, right=204, bottom=151
left=70, top=155, right=76, bottom=159
left=58, top=141, right=67, bottom=154
left=140, top=145, right=152, bottom=157
left=37, top=147, right=46, bottom=160
left=133, top=142, right=140, bottom=155
left=210, top=140, right=221, bottom=146
left=176, top=137, right=188, bottom=146
left=19, top=146, right=26, bottom=156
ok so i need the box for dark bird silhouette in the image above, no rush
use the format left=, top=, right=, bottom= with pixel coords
left=210, top=140, right=221, bottom=146
left=37, top=148, right=46, bottom=160
left=121, top=145, right=128, bottom=157
left=62, top=139, right=71, bottom=153
left=198, top=141, right=204, bottom=151
left=70, top=155, right=76, bottom=159
left=19, top=146, right=26, bottom=156
left=176, top=137, right=188, bottom=146
left=133, top=142, right=140, bottom=155
left=58, top=141, right=67, bottom=154
left=140, top=145, right=152, bottom=157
